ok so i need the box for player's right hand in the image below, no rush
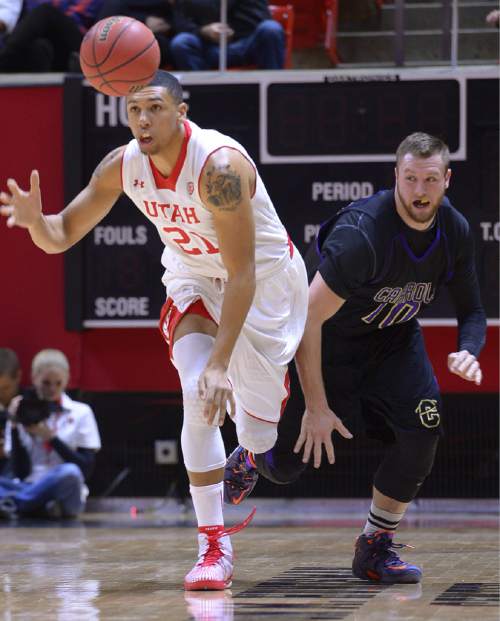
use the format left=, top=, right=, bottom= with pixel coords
left=447, top=350, right=482, bottom=385
left=0, top=170, right=42, bottom=229
left=198, top=363, right=236, bottom=427
left=294, top=407, right=353, bottom=469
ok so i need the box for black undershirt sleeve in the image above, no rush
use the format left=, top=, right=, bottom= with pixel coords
left=11, top=427, right=31, bottom=481
left=317, top=215, right=374, bottom=299
left=49, top=437, right=97, bottom=481
left=447, top=226, right=487, bottom=357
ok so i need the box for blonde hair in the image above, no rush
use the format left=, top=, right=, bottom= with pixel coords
left=396, top=132, right=450, bottom=172
left=31, top=349, right=70, bottom=376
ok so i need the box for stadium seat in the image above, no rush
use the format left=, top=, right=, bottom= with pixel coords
left=269, top=4, right=295, bottom=69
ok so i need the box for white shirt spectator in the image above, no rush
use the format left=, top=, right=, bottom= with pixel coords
left=0, top=0, right=23, bottom=35
left=5, top=393, right=101, bottom=483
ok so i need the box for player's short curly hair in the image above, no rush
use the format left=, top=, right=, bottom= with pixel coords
left=396, top=132, right=450, bottom=172
left=148, top=70, right=184, bottom=104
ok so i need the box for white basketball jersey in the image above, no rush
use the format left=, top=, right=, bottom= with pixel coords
left=121, top=120, right=290, bottom=280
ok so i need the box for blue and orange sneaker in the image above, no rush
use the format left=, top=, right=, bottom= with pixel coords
left=223, top=446, right=259, bottom=505
left=352, top=531, right=422, bottom=584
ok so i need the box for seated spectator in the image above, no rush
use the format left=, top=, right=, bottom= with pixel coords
left=0, top=0, right=22, bottom=47
left=0, top=349, right=101, bottom=520
left=0, top=348, right=22, bottom=477
left=0, top=0, right=103, bottom=73
left=170, top=0, right=285, bottom=70
left=97, top=0, right=182, bottom=68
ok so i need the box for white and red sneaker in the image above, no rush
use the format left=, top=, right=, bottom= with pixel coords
left=184, top=508, right=256, bottom=591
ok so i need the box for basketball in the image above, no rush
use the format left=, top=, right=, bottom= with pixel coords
left=80, top=16, right=160, bottom=97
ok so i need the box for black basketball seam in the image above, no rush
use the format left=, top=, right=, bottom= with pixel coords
left=85, top=17, right=136, bottom=69
left=84, top=39, right=157, bottom=81
left=97, top=81, right=123, bottom=96
left=90, top=24, right=101, bottom=85
left=98, top=70, right=157, bottom=96
left=99, top=70, right=157, bottom=86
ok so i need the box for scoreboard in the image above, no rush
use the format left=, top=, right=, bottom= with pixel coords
left=63, top=66, right=499, bottom=329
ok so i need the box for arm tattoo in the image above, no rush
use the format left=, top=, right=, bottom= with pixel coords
left=205, top=164, right=242, bottom=211
left=93, top=147, right=123, bottom=179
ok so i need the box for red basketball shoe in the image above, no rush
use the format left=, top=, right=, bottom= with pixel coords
left=184, top=508, right=256, bottom=591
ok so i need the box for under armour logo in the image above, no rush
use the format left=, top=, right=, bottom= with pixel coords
left=134, top=179, right=145, bottom=188
left=416, top=399, right=440, bottom=428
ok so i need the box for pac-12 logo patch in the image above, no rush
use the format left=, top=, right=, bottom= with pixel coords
left=187, top=181, right=194, bottom=195
left=416, top=399, right=440, bottom=428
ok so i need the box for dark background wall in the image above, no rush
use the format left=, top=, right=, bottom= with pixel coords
left=85, top=391, right=498, bottom=499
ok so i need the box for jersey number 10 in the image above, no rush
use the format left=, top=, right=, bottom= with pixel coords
left=362, top=301, right=421, bottom=329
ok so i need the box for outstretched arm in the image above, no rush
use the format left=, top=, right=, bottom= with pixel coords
left=0, top=146, right=124, bottom=253
left=197, top=147, right=256, bottom=423
left=294, top=272, right=352, bottom=468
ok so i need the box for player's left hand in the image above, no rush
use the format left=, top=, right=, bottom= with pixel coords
left=294, top=408, right=353, bottom=469
left=198, top=364, right=236, bottom=426
left=447, top=350, right=482, bottom=385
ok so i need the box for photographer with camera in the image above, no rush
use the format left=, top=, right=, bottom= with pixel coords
left=0, top=349, right=101, bottom=519
left=0, top=348, right=22, bottom=476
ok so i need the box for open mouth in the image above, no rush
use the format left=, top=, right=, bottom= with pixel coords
left=413, top=199, right=431, bottom=209
left=139, top=134, right=153, bottom=145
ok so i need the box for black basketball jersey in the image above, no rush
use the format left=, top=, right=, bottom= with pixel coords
left=307, top=189, right=485, bottom=354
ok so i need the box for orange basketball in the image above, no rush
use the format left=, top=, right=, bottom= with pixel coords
left=80, top=16, right=160, bottom=97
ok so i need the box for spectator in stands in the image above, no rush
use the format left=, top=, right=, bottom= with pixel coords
left=170, top=0, right=285, bottom=70
left=0, top=348, right=22, bottom=476
left=0, top=0, right=103, bottom=73
left=0, top=0, right=22, bottom=47
left=97, top=0, right=182, bottom=69
left=0, top=349, right=101, bottom=520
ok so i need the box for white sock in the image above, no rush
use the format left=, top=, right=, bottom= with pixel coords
left=190, top=482, right=224, bottom=528
left=363, top=501, right=405, bottom=536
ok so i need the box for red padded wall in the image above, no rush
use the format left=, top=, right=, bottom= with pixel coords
left=0, top=85, right=179, bottom=392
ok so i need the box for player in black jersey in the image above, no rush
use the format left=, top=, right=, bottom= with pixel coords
left=224, top=132, right=486, bottom=583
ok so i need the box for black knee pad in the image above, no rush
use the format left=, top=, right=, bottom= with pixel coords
left=373, top=429, right=440, bottom=503
left=254, top=449, right=306, bottom=485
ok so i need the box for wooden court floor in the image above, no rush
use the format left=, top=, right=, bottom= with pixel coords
left=0, top=503, right=498, bottom=620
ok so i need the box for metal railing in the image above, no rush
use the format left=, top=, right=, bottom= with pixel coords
left=394, top=0, right=460, bottom=67
left=218, top=0, right=228, bottom=72
left=216, top=0, right=467, bottom=70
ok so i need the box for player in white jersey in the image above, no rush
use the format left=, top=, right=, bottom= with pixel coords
left=0, top=70, right=308, bottom=590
